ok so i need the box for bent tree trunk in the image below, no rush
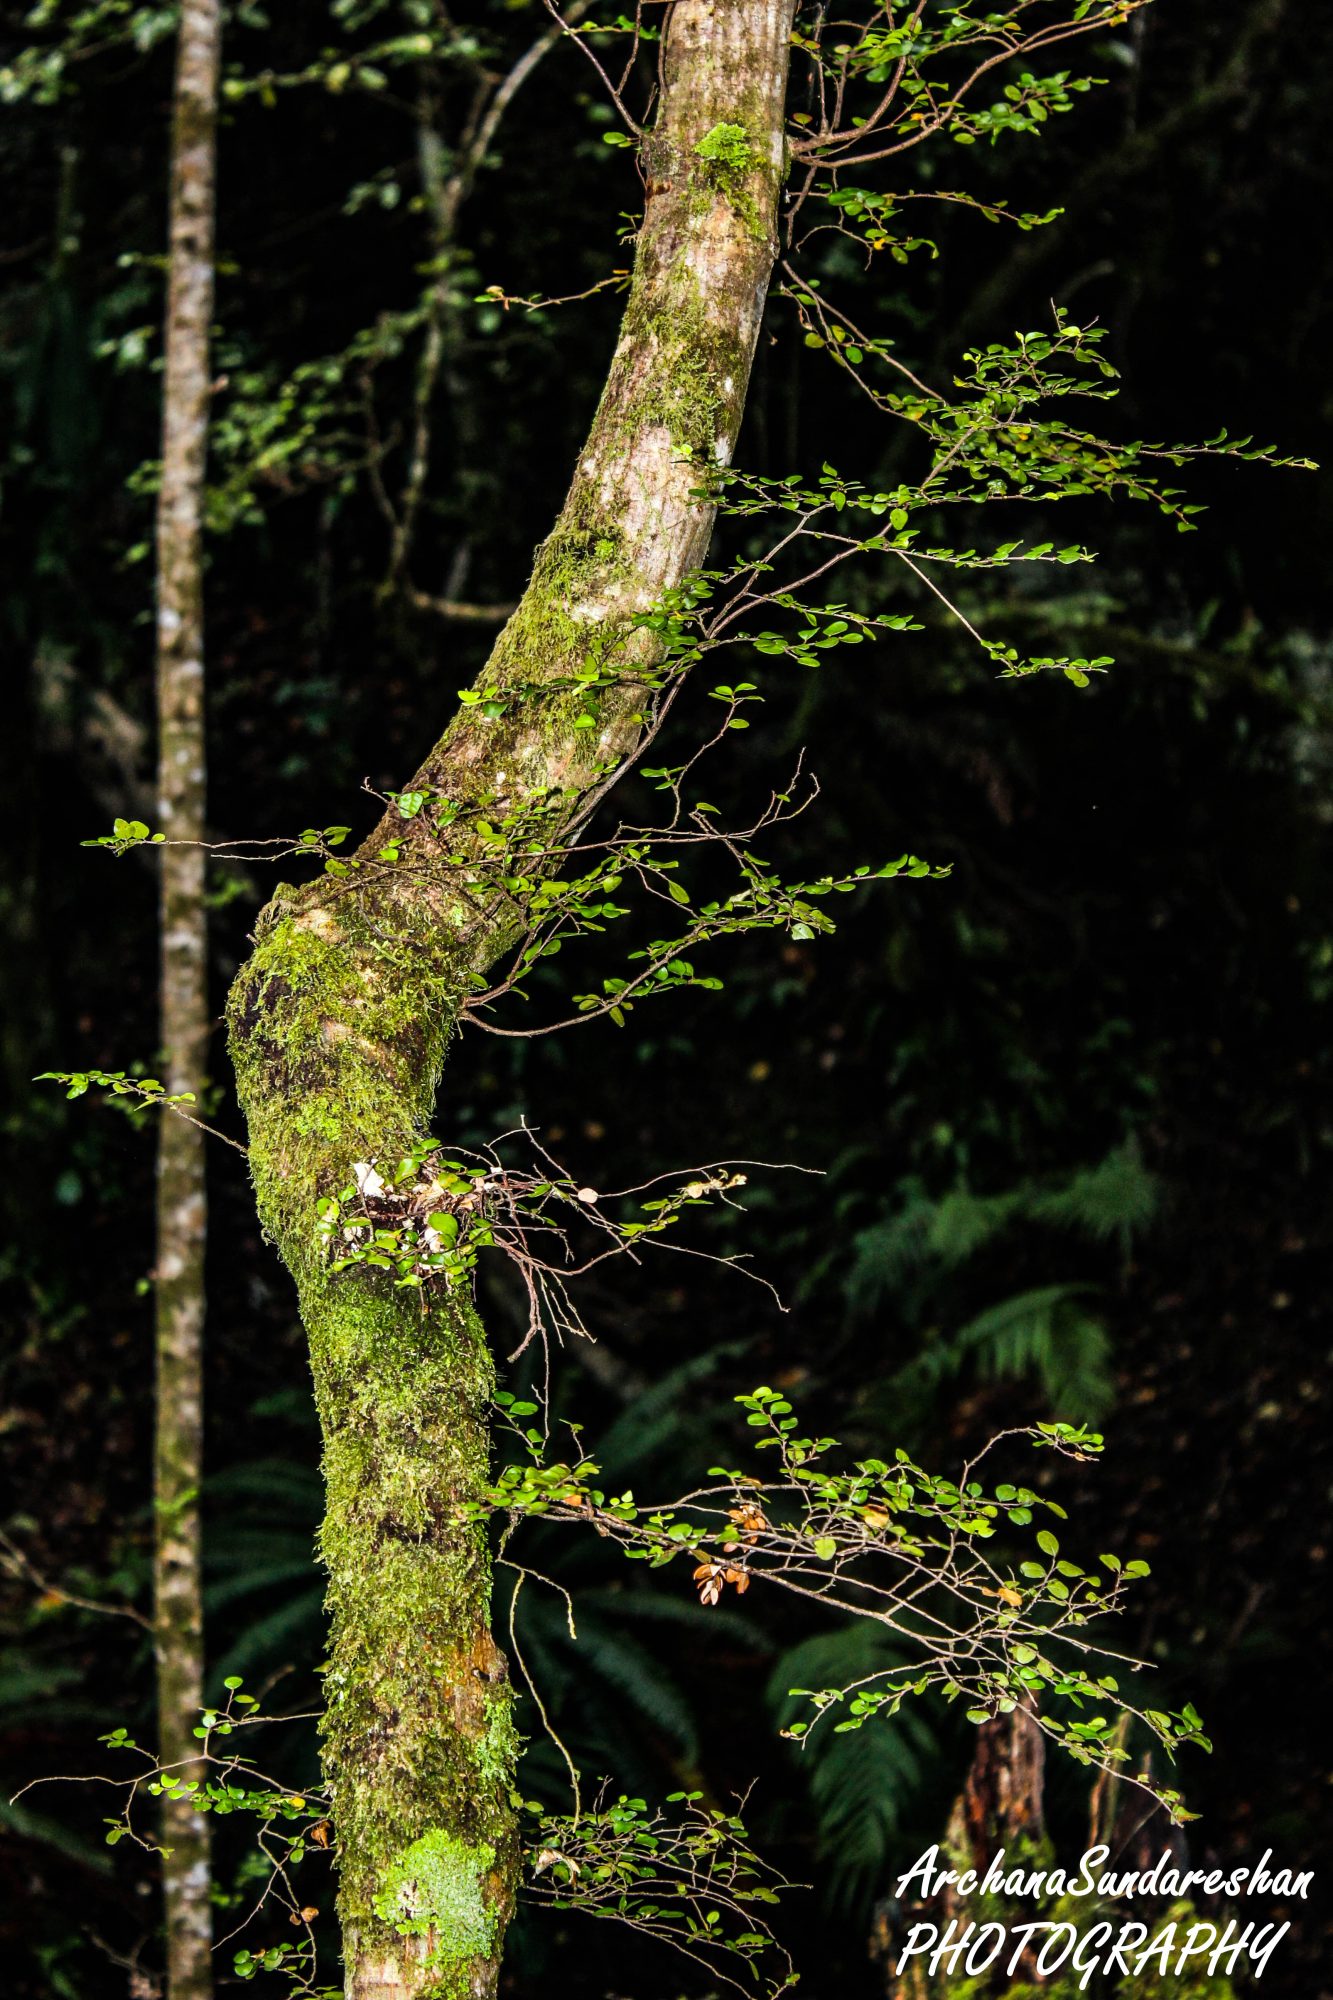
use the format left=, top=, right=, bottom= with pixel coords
left=227, top=5, right=795, bottom=1995
left=155, top=2, right=221, bottom=1995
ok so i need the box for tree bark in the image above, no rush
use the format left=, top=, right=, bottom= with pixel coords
left=154, top=4, right=221, bottom=1996
left=227, top=5, right=795, bottom=1995
left=881, top=1707, right=1049, bottom=1998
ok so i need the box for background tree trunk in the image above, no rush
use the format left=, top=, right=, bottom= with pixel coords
left=154, top=3, right=221, bottom=1995
left=227, top=5, right=796, bottom=1995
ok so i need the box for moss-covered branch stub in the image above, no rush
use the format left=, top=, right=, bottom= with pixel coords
left=227, top=5, right=797, bottom=1996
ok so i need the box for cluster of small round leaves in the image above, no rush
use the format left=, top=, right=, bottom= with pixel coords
left=36, top=1067, right=196, bottom=1113
left=481, top=1389, right=1207, bottom=1824
left=524, top=1789, right=796, bottom=1996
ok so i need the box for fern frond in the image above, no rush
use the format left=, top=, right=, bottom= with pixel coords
left=591, top=1343, right=745, bottom=1478
left=205, top=1458, right=323, bottom=1511
left=576, top=1584, right=757, bottom=1645
left=925, top=1186, right=1025, bottom=1267
left=1027, top=1141, right=1159, bottom=1247
left=564, top=1615, right=700, bottom=1757
left=768, top=1624, right=935, bottom=1916
left=844, top=1179, right=939, bottom=1314
left=204, top=1557, right=322, bottom=1614
left=212, top=1586, right=325, bottom=1683
left=845, top=1143, right=1159, bottom=1324
left=890, top=1284, right=1114, bottom=1422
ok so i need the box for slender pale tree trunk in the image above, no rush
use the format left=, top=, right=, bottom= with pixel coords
left=154, top=4, right=221, bottom=1995
left=228, top=6, right=795, bottom=1995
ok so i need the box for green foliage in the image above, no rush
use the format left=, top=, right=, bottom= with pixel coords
left=918, top=1283, right=1115, bottom=1421
left=951, top=66, right=1102, bottom=146
left=8, top=0, right=1321, bottom=1990
left=0, top=2, right=178, bottom=106
left=823, top=183, right=1062, bottom=261
left=81, top=1675, right=797, bottom=1996
left=842, top=1144, right=1159, bottom=1422
left=517, top=1589, right=705, bottom=1764
left=495, top=1353, right=761, bottom=1804
left=484, top=1386, right=1208, bottom=1822
left=848, top=1144, right=1158, bottom=1294
left=203, top=1456, right=324, bottom=1684
left=769, top=1623, right=937, bottom=1914
left=748, top=310, right=1311, bottom=574
left=525, top=1789, right=796, bottom=1994
left=80, top=816, right=164, bottom=855
left=34, top=1066, right=196, bottom=1113
left=312, top=1136, right=760, bottom=1372
left=0, top=1649, right=116, bottom=1871
left=203, top=314, right=429, bottom=533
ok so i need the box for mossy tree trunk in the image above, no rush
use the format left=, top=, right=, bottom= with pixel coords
left=154, top=1, right=221, bottom=1995
left=227, top=5, right=795, bottom=1996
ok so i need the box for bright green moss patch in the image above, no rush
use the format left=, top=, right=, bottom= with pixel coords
left=373, top=1830, right=497, bottom=1952
left=475, top=1696, right=520, bottom=1793
left=695, top=120, right=756, bottom=176
left=693, top=120, right=766, bottom=240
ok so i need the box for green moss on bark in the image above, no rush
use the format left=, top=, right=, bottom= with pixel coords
left=227, top=895, right=517, bottom=1997
left=693, top=121, right=766, bottom=241
left=226, top=10, right=796, bottom=1995
left=374, top=1831, right=496, bottom=1948
left=312, top=1271, right=518, bottom=1992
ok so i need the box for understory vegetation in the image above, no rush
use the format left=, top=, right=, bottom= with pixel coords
left=1, top=1, right=1329, bottom=1996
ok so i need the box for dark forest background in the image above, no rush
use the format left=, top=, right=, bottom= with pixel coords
left=2, top=1, right=1330, bottom=1994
